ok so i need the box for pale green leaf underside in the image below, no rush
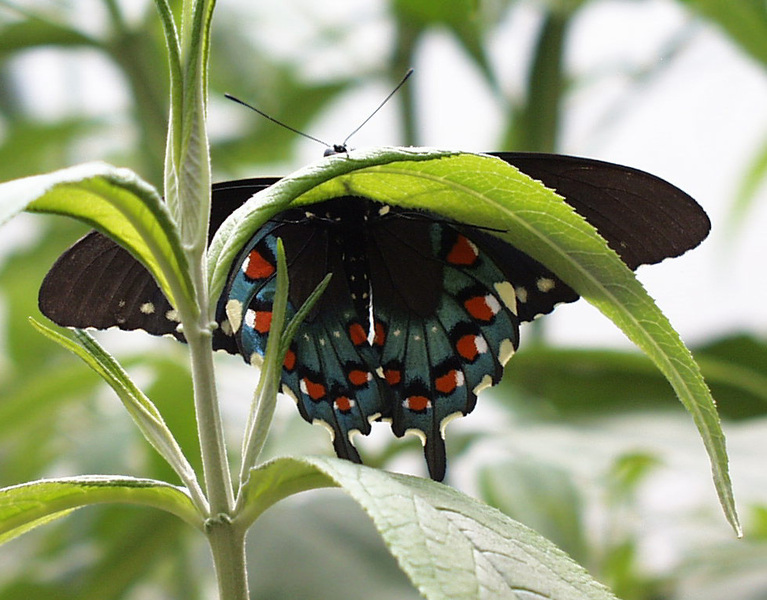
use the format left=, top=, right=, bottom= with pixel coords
left=0, top=476, right=201, bottom=546
left=0, top=161, right=193, bottom=310
left=239, top=457, right=618, bottom=600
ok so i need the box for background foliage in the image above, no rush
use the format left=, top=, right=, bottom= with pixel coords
left=0, top=0, right=766, bottom=598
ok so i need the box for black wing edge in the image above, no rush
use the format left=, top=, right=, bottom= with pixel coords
left=491, top=152, right=711, bottom=269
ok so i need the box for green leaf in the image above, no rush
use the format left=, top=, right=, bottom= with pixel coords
left=0, top=16, right=98, bottom=58
left=238, top=239, right=291, bottom=482
left=167, top=0, right=216, bottom=251
left=681, top=0, right=767, bottom=67
left=28, top=319, right=208, bottom=515
left=0, top=161, right=194, bottom=313
left=730, top=133, right=767, bottom=231
left=212, top=147, right=737, bottom=533
left=0, top=476, right=200, bottom=545
left=238, top=457, right=618, bottom=600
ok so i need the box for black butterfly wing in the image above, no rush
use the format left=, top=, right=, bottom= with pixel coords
left=486, top=152, right=710, bottom=321
left=38, top=230, right=180, bottom=335
left=493, top=152, right=710, bottom=268
left=37, top=178, right=278, bottom=346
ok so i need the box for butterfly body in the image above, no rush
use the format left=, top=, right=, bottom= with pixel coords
left=38, top=152, right=710, bottom=480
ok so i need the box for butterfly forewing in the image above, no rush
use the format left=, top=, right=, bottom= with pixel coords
left=494, top=153, right=711, bottom=269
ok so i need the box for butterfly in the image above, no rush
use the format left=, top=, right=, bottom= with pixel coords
left=38, top=152, right=710, bottom=480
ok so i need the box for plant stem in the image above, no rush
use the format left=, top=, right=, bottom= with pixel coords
left=206, top=517, right=249, bottom=600
left=186, top=305, right=235, bottom=515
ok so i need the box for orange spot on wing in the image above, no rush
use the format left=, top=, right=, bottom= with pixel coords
left=348, top=322, right=367, bottom=346
left=373, top=321, right=386, bottom=347
left=384, top=368, right=401, bottom=385
left=464, top=295, right=495, bottom=321
left=435, top=370, right=460, bottom=394
left=302, top=377, right=326, bottom=401
left=348, top=369, right=370, bottom=386
left=244, top=249, right=275, bottom=280
left=334, top=396, right=353, bottom=413
left=447, top=235, right=479, bottom=266
left=283, top=348, right=296, bottom=371
left=456, top=334, right=480, bottom=361
left=254, top=311, right=272, bottom=334
left=405, top=395, right=430, bottom=412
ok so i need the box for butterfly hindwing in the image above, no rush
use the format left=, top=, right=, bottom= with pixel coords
left=368, top=215, right=521, bottom=479
left=221, top=200, right=390, bottom=464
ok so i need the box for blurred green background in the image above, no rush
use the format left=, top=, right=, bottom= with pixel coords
left=1, top=1, right=767, bottom=598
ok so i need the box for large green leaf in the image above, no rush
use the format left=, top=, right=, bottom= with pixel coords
left=0, top=476, right=200, bottom=546
left=211, top=147, right=737, bottom=533
left=0, top=161, right=194, bottom=312
left=238, top=457, right=618, bottom=600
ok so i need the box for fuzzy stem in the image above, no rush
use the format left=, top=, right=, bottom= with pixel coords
left=206, top=517, right=249, bottom=600
left=184, top=263, right=234, bottom=514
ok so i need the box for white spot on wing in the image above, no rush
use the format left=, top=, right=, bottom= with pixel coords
left=472, top=374, right=493, bottom=395
left=439, top=411, right=463, bottom=438
left=494, top=281, right=517, bottom=315
left=140, top=302, right=155, bottom=315
left=225, top=299, right=243, bottom=332
left=498, top=338, right=515, bottom=365
left=536, top=277, right=556, bottom=292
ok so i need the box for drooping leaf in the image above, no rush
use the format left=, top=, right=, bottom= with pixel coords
left=28, top=319, right=207, bottom=513
left=214, top=147, right=737, bottom=533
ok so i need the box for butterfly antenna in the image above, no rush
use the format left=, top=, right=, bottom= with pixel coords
left=341, top=68, right=414, bottom=149
left=224, top=93, right=332, bottom=149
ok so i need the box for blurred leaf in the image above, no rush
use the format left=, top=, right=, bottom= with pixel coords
left=0, top=16, right=98, bottom=57
left=504, top=10, right=570, bottom=152
left=730, top=133, right=767, bottom=230
left=500, top=334, right=767, bottom=420
left=0, top=119, right=100, bottom=180
left=681, top=0, right=767, bottom=66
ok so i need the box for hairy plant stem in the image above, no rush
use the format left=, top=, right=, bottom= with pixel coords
left=185, top=260, right=248, bottom=597
left=185, top=261, right=234, bottom=515
left=206, top=517, right=249, bottom=600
